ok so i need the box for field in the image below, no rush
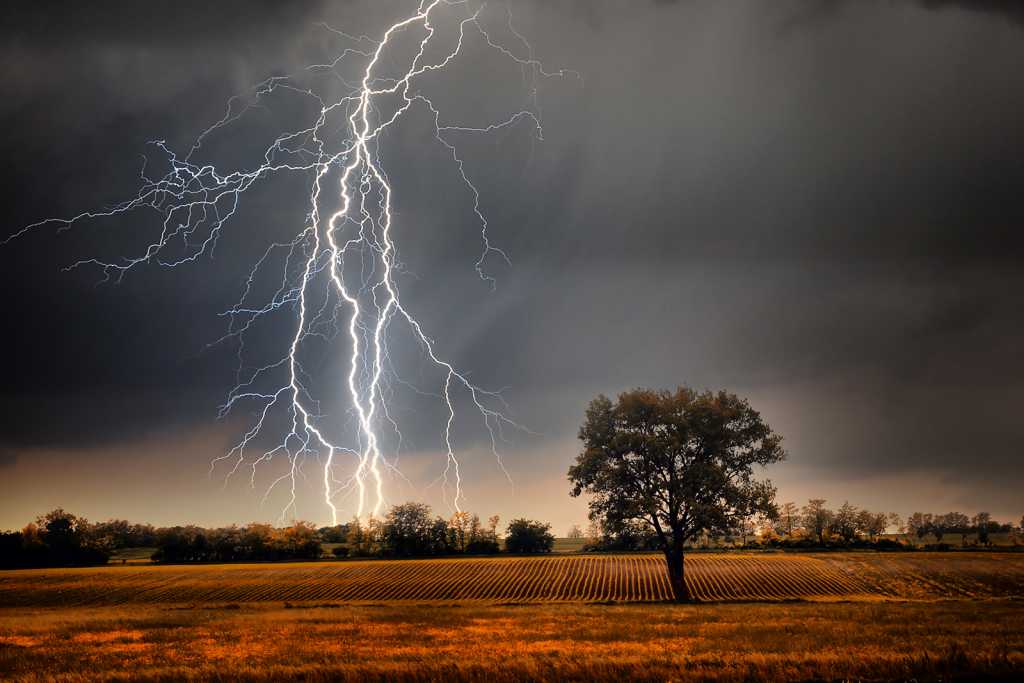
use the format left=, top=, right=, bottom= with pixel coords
left=552, top=536, right=588, bottom=553
left=107, top=547, right=158, bottom=565
left=1, top=601, right=1022, bottom=682
left=2, top=553, right=1022, bottom=681
left=2, top=552, right=1023, bottom=606
left=109, top=538, right=589, bottom=563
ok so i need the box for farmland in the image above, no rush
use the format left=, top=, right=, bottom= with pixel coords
left=1, top=552, right=1022, bottom=607
left=2, top=552, right=1022, bottom=681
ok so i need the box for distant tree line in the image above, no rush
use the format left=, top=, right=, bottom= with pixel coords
left=579, top=500, right=1023, bottom=552
left=4, top=502, right=1019, bottom=569
left=905, top=512, right=1016, bottom=547
left=338, top=504, right=501, bottom=558
left=0, top=510, right=112, bottom=568
left=335, top=504, right=554, bottom=558
left=151, top=522, right=323, bottom=563
left=1, top=504, right=556, bottom=568
left=150, top=504, right=554, bottom=562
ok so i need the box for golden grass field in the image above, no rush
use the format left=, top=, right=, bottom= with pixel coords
left=1, top=601, right=1022, bottom=682
left=1, top=553, right=1022, bottom=681
left=2, top=552, right=1022, bottom=606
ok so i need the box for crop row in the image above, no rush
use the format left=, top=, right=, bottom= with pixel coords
left=1, top=553, right=1021, bottom=607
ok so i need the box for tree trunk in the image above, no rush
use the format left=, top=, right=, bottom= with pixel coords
left=664, top=545, right=690, bottom=602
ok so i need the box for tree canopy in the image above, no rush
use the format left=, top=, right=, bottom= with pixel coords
left=504, top=519, right=555, bottom=554
left=569, top=386, right=786, bottom=601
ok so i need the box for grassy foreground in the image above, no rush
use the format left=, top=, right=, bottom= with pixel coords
left=1, top=601, right=1022, bottom=682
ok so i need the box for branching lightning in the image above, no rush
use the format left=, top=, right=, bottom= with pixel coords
left=6, top=1, right=574, bottom=523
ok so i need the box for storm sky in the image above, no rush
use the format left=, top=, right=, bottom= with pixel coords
left=2, top=0, right=1022, bottom=531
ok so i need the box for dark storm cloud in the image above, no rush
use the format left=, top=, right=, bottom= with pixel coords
left=0, top=0, right=331, bottom=448
left=2, top=0, right=1023, bottom=520
left=786, top=0, right=1024, bottom=31
left=4, top=2, right=326, bottom=42
left=918, top=1, right=1024, bottom=26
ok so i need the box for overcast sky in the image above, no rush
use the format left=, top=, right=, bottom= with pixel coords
left=2, top=0, right=1022, bottom=532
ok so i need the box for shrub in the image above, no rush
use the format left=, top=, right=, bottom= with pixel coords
left=505, top=519, right=554, bottom=553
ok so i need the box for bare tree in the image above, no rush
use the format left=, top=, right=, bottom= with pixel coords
left=448, top=511, right=473, bottom=552
left=832, top=502, right=860, bottom=543
left=942, top=512, right=971, bottom=546
left=736, top=518, right=757, bottom=546
left=972, top=512, right=992, bottom=546
left=854, top=509, right=888, bottom=541
left=802, top=499, right=833, bottom=544
left=907, top=512, right=932, bottom=544
left=775, top=502, right=799, bottom=537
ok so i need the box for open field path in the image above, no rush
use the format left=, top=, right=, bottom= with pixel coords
left=1, top=552, right=1022, bottom=607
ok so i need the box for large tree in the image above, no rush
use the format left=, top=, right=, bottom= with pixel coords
left=569, top=387, right=786, bottom=602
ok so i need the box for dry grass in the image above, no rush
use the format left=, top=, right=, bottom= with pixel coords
left=2, top=554, right=1022, bottom=681
left=0, top=601, right=1021, bottom=682
left=1, top=552, right=1022, bottom=606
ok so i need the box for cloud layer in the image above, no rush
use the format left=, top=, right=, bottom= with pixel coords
left=2, top=0, right=1022, bottom=527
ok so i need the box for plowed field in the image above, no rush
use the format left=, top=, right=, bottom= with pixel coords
left=2, top=552, right=1021, bottom=607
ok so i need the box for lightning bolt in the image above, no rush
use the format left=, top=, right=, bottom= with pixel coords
left=6, top=1, right=574, bottom=524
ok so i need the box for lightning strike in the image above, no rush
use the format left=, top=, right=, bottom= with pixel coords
left=6, top=1, right=573, bottom=524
